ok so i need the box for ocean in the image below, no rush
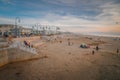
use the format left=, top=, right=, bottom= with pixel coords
left=81, top=32, right=120, bottom=37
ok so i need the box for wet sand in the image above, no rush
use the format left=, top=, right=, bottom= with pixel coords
left=0, top=34, right=120, bottom=80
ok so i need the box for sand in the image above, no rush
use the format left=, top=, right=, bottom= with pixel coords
left=0, top=34, right=120, bottom=80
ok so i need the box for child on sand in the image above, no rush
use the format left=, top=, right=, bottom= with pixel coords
left=117, top=49, right=119, bottom=53
left=92, top=50, right=95, bottom=55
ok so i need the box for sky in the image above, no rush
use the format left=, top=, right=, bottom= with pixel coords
left=0, top=0, right=120, bottom=35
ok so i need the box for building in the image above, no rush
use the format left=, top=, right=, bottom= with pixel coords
left=0, top=24, right=32, bottom=37
left=21, top=27, right=32, bottom=35
left=0, top=24, right=60, bottom=37
left=0, top=24, right=14, bottom=36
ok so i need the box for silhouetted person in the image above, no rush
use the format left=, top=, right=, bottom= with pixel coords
left=24, top=40, right=30, bottom=47
left=92, top=50, right=95, bottom=55
left=60, top=40, right=62, bottom=43
left=117, top=49, right=119, bottom=53
left=24, top=40, right=28, bottom=46
left=96, top=45, right=99, bottom=51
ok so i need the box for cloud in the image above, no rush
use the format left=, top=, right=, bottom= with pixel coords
left=0, top=13, right=107, bottom=32
left=0, top=0, right=120, bottom=34
left=0, top=8, right=120, bottom=33
left=95, top=2, right=120, bottom=24
left=42, top=0, right=76, bottom=7
left=1, top=0, right=15, bottom=5
left=0, top=17, right=14, bottom=24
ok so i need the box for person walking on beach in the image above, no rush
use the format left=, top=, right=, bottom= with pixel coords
left=96, top=45, right=99, bottom=51
left=117, top=49, right=119, bottom=54
left=92, top=50, right=95, bottom=55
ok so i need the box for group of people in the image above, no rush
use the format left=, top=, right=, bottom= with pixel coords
left=92, top=45, right=99, bottom=55
left=92, top=45, right=119, bottom=55
left=23, top=40, right=32, bottom=48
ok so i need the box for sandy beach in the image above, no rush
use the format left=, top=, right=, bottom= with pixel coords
left=0, top=33, right=120, bottom=80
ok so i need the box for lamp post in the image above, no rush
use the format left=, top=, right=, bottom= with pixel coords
left=32, top=26, right=35, bottom=35
left=15, top=17, right=20, bottom=37
left=34, top=24, right=38, bottom=35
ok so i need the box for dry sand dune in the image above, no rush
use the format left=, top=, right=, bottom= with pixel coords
left=0, top=34, right=120, bottom=80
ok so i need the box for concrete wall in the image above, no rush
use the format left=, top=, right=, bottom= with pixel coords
left=0, top=36, right=44, bottom=67
left=0, top=48, right=42, bottom=67
left=0, top=25, right=14, bottom=36
left=0, top=50, right=8, bottom=67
